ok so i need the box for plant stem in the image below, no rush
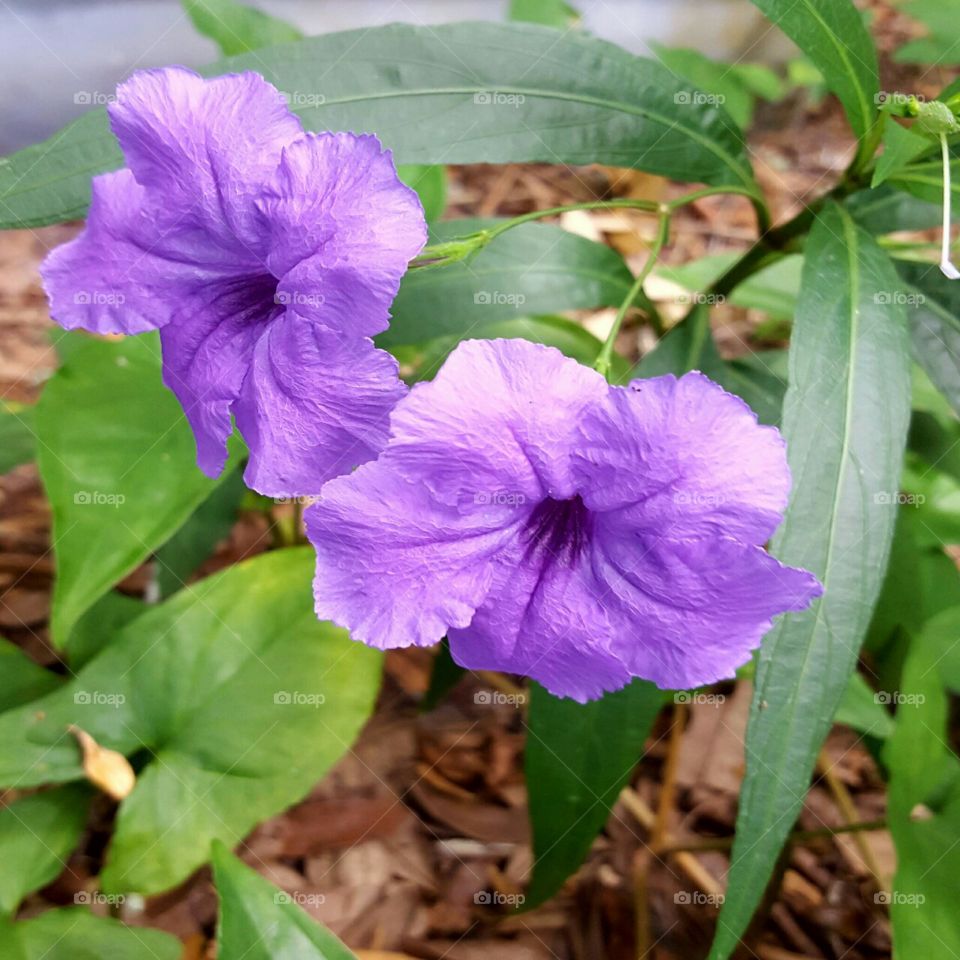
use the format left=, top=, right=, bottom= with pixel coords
left=410, top=185, right=764, bottom=269
left=594, top=209, right=671, bottom=378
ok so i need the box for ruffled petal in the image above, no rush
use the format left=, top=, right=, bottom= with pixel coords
left=108, top=66, right=301, bottom=256
left=307, top=461, right=520, bottom=648
left=594, top=525, right=822, bottom=690
left=575, top=372, right=792, bottom=542
left=449, top=539, right=633, bottom=702
left=158, top=276, right=279, bottom=478
left=258, top=132, right=427, bottom=323
left=235, top=312, right=408, bottom=497
left=40, top=170, right=229, bottom=335
left=388, top=339, right=610, bottom=507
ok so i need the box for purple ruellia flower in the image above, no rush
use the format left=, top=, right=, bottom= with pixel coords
left=41, top=67, right=427, bottom=497
left=307, top=338, right=822, bottom=702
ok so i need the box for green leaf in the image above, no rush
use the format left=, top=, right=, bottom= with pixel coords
left=709, top=204, right=911, bottom=959
left=0, top=639, right=62, bottom=712
left=403, top=314, right=631, bottom=385
left=656, top=252, right=802, bottom=318
left=0, top=549, right=382, bottom=896
left=895, top=260, right=960, bottom=418
left=872, top=119, right=932, bottom=187
left=0, top=402, right=35, bottom=474
left=634, top=306, right=786, bottom=425
left=66, top=592, right=145, bottom=670
left=213, top=841, right=358, bottom=959
left=730, top=63, right=787, bottom=102
left=893, top=0, right=960, bottom=66
left=845, top=184, right=942, bottom=233
left=154, top=465, right=247, bottom=598
left=382, top=220, right=635, bottom=347
left=0, top=909, right=180, bottom=960
left=650, top=43, right=755, bottom=129
left=183, top=0, right=303, bottom=56
left=508, top=0, right=580, bottom=28
left=0, top=22, right=756, bottom=230
left=889, top=155, right=960, bottom=207
left=523, top=681, right=665, bottom=907
left=35, top=333, right=241, bottom=645
left=833, top=672, right=893, bottom=739
left=397, top=164, right=447, bottom=222
left=421, top=641, right=465, bottom=712
left=0, top=785, right=90, bottom=914
left=885, top=607, right=960, bottom=959
left=748, top=0, right=879, bottom=142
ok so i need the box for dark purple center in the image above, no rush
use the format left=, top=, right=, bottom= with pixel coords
left=522, top=495, right=592, bottom=567
left=215, top=273, right=284, bottom=326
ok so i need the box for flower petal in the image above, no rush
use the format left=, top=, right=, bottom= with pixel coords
left=307, top=460, right=519, bottom=648
left=259, top=132, right=427, bottom=324
left=594, top=525, right=822, bottom=690
left=40, top=170, right=225, bottom=335
left=449, top=541, right=633, bottom=703
left=159, top=276, right=280, bottom=478
left=108, top=66, right=301, bottom=256
left=389, top=339, right=610, bottom=506
left=235, top=312, right=407, bottom=497
left=574, top=371, right=793, bottom=542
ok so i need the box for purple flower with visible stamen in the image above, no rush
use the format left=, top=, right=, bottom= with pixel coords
left=307, top=338, right=822, bottom=702
left=41, top=66, right=427, bottom=497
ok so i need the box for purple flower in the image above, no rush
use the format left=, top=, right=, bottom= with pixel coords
left=41, top=67, right=427, bottom=497
left=307, top=339, right=822, bottom=702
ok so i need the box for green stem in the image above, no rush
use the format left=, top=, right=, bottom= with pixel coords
left=410, top=185, right=767, bottom=269
left=594, top=209, right=671, bottom=378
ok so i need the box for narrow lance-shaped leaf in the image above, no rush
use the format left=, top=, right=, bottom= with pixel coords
left=747, top=0, right=879, bottom=144
left=0, top=22, right=756, bottom=229
left=384, top=220, right=636, bottom=347
left=708, top=204, right=911, bottom=959
left=182, top=0, right=303, bottom=56
left=895, top=258, right=960, bottom=418
left=524, top=681, right=666, bottom=907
